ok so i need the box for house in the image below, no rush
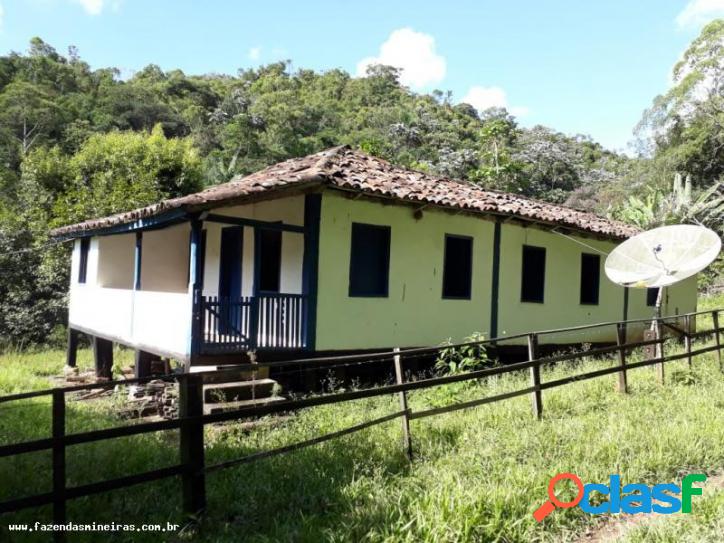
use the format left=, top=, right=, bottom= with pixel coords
left=51, top=146, right=697, bottom=377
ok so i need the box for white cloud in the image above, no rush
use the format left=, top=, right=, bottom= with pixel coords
left=0, top=3, right=4, bottom=30
left=676, top=0, right=724, bottom=28
left=462, top=86, right=506, bottom=110
left=356, top=28, right=446, bottom=89
left=73, top=0, right=104, bottom=15
left=248, top=47, right=261, bottom=61
left=461, top=86, right=529, bottom=118
left=510, top=106, right=530, bottom=118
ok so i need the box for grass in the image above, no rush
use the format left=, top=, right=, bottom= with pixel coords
left=624, top=492, right=724, bottom=542
left=0, top=297, right=723, bottom=542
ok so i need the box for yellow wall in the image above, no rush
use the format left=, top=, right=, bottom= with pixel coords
left=497, top=223, right=623, bottom=344
left=316, top=190, right=494, bottom=350
left=315, top=190, right=698, bottom=350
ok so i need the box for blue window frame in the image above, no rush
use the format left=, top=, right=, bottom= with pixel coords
left=78, top=238, right=90, bottom=284
left=442, top=234, right=473, bottom=299
left=257, top=228, right=282, bottom=293
left=348, top=223, right=391, bottom=297
left=646, top=287, right=659, bottom=307
left=521, top=245, right=546, bottom=303
left=580, top=253, right=600, bottom=305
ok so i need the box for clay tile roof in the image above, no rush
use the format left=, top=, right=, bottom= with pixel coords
left=51, top=145, right=638, bottom=239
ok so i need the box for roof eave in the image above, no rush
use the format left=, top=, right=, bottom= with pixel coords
left=50, top=207, right=192, bottom=241
left=49, top=180, right=326, bottom=240
left=325, top=185, right=635, bottom=241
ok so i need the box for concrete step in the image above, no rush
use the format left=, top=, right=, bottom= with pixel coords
left=203, top=378, right=278, bottom=403
left=203, top=395, right=286, bottom=415
left=191, top=365, right=269, bottom=384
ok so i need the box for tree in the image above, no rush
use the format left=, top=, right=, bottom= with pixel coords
left=0, top=81, right=62, bottom=155
left=509, top=126, right=584, bottom=202
left=0, top=127, right=203, bottom=346
left=55, top=126, right=202, bottom=224
left=0, top=37, right=645, bottom=347
left=612, top=173, right=724, bottom=231
left=635, top=20, right=724, bottom=185
left=470, top=115, right=520, bottom=188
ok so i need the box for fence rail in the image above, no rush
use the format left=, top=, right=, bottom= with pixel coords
left=1, top=309, right=723, bottom=542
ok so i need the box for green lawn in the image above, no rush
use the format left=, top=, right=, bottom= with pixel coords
left=1, top=297, right=723, bottom=542
left=624, top=491, right=724, bottom=542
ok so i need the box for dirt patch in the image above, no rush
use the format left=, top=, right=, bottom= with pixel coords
left=575, top=470, right=724, bottom=543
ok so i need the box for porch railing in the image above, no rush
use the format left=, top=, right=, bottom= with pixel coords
left=201, top=294, right=307, bottom=352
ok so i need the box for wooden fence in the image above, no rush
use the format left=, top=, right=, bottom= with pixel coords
left=0, top=309, right=722, bottom=541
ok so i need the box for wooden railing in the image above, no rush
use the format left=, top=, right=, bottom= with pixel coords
left=201, top=296, right=253, bottom=352
left=0, top=309, right=722, bottom=541
left=201, top=294, right=307, bottom=352
left=255, top=293, right=307, bottom=349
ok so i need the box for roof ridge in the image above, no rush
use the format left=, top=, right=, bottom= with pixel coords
left=306, top=145, right=350, bottom=179
left=50, top=145, right=638, bottom=240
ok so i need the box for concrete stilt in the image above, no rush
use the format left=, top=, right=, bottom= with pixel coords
left=92, top=336, right=114, bottom=379
left=65, top=328, right=79, bottom=368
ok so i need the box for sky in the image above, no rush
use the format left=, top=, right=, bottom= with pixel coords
left=1, top=0, right=723, bottom=152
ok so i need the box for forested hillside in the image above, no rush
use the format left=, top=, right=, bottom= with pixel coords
left=1, top=21, right=722, bottom=346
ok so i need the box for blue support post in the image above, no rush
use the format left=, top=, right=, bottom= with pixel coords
left=188, top=219, right=204, bottom=364
left=133, top=231, right=143, bottom=290
left=489, top=219, right=502, bottom=341
left=622, top=286, right=630, bottom=343
left=302, top=193, right=321, bottom=351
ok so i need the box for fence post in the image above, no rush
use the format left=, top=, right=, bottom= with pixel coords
left=52, top=390, right=66, bottom=543
left=393, top=348, right=413, bottom=461
left=527, top=334, right=542, bottom=420
left=616, top=323, right=628, bottom=394
left=655, top=319, right=665, bottom=385
left=713, top=311, right=722, bottom=372
left=179, top=374, right=206, bottom=520
left=684, top=314, right=693, bottom=368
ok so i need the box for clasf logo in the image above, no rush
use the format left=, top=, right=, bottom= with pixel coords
left=533, top=472, right=707, bottom=522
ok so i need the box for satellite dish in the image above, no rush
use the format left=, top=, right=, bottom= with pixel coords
left=605, top=225, right=721, bottom=289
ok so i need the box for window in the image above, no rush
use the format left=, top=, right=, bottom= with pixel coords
left=646, top=287, right=659, bottom=307
left=579, top=253, right=600, bottom=305
left=78, top=238, right=90, bottom=284
left=258, top=228, right=282, bottom=293
left=521, top=245, right=546, bottom=303
left=442, top=235, right=473, bottom=299
left=349, top=223, right=390, bottom=297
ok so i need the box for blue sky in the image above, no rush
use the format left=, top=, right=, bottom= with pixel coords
left=1, top=0, right=723, bottom=151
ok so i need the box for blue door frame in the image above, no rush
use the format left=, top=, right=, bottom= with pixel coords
left=218, top=226, right=244, bottom=335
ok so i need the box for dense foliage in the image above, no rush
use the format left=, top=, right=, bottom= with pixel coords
left=0, top=21, right=722, bottom=346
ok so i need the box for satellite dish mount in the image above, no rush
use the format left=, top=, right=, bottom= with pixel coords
left=605, top=225, right=721, bottom=326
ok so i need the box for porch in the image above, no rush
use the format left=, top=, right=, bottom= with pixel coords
left=67, top=192, right=321, bottom=368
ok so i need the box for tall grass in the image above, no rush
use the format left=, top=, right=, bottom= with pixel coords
left=0, top=300, right=723, bottom=542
